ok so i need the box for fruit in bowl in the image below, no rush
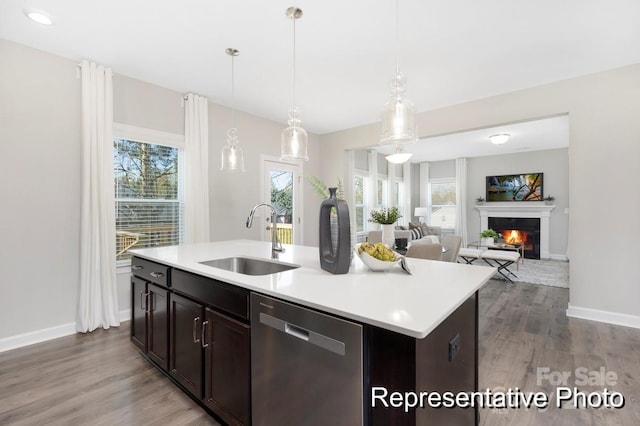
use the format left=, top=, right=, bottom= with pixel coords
left=358, top=242, right=397, bottom=261
left=357, top=242, right=403, bottom=272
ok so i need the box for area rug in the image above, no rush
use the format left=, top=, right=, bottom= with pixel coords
left=510, top=258, right=569, bottom=288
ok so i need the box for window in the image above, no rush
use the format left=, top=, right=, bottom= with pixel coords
left=114, top=138, right=183, bottom=260
left=377, top=177, right=388, bottom=206
left=354, top=174, right=366, bottom=233
left=429, top=178, right=456, bottom=229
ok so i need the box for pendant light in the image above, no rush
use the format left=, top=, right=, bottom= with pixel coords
left=221, top=48, right=245, bottom=172
left=281, top=6, right=309, bottom=162
left=380, top=0, right=417, bottom=145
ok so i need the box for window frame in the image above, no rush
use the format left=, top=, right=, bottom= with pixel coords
left=428, top=177, right=457, bottom=230
left=113, top=123, right=185, bottom=268
left=354, top=171, right=368, bottom=238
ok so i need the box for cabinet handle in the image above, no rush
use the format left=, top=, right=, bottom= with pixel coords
left=140, top=290, right=148, bottom=311
left=193, top=317, right=201, bottom=344
left=132, top=265, right=143, bottom=270
left=201, top=321, right=209, bottom=348
left=149, top=271, right=164, bottom=278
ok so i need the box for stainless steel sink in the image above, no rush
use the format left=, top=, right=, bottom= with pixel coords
left=199, top=257, right=300, bottom=276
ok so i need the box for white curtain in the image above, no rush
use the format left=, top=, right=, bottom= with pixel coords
left=183, top=93, right=211, bottom=243
left=77, top=61, right=119, bottom=333
left=367, top=150, right=378, bottom=227
left=419, top=162, right=431, bottom=224
left=402, top=161, right=412, bottom=227
left=455, top=157, right=469, bottom=246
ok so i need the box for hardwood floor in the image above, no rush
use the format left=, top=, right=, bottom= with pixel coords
left=1, top=280, right=638, bottom=425
left=478, top=280, right=640, bottom=425
left=0, top=326, right=219, bottom=425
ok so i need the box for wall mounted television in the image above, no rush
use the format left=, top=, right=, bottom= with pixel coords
left=485, top=173, right=543, bottom=201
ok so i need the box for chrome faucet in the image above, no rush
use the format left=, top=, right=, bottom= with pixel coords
left=246, top=203, right=285, bottom=259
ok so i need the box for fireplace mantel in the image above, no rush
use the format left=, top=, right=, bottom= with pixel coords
left=475, top=203, right=555, bottom=259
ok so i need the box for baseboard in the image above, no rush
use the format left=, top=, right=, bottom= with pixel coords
left=548, top=253, right=569, bottom=261
left=566, top=304, right=640, bottom=329
left=0, top=309, right=132, bottom=354
left=119, top=309, right=131, bottom=323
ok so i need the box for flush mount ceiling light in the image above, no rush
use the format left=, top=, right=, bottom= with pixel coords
left=280, top=6, right=309, bottom=162
left=489, top=133, right=510, bottom=145
left=24, top=8, right=55, bottom=26
left=385, top=145, right=413, bottom=164
left=220, top=48, right=245, bottom=172
left=380, top=0, right=417, bottom=145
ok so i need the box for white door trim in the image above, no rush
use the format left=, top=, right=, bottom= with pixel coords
left=260, top=155, right=304, bottom=245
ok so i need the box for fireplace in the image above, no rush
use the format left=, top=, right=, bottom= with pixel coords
left=488, top=217, right=540, bottom=259
left=476, top=204, right=554, bottom=259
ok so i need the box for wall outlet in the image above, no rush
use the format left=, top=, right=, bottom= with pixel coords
left=448, top=333, right=460, bottom=362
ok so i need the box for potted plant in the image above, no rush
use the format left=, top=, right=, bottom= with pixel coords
left=369, top=207, right=402, bottom=247
left=480, top=228, right=499, bottom=246
left=475, top=196, right=485, bottom=205
left=544, top=195, right=555, bottom=205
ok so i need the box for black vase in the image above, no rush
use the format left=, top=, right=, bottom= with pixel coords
left=319, top=187, right=351, bottom=274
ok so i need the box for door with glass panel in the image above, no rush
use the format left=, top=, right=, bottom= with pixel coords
left=262, top=159, right=301, bottom=245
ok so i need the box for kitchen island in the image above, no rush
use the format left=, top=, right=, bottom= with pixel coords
left=129, top=240, right=495, bottom=426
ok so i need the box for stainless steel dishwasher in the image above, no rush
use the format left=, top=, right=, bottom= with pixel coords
left=251, top=293, right=363, bottom=426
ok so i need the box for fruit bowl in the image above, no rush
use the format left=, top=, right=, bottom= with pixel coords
left=357, top=249, right=402, bottom=272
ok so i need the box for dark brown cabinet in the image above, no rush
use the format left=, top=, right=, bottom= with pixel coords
left=171, top=268, right=251, bottom=425
left=203, top=308, right=251, bottom=426
left=131, top=277, right=169, bottom=371
left=169, top=292, right=204, bottom=398
left=127, top=265, right=251, bottom=425
left=130, top=276, right=147, bottom=351
left=147, top=283, right=169, bottom=370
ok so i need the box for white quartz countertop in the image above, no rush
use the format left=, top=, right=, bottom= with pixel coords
left=130, top=240, right=496, bottom=339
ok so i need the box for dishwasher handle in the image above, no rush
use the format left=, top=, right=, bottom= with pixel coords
left=285, top=323, right=309, bottom=341
left=259, top=312, right=345, bottom=356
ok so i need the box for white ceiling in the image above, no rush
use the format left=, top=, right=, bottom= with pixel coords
left=375, top=114, right=570, bottom=163
left=2, top=0, right=640, bottom=137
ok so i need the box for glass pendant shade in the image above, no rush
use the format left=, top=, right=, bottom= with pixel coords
left=280, top=6, right=309, bottom=162
left=221, top=128, right=245, bottom=172
left=221, top=48, right=245, bottom=172
left=281, top=106, right=309, bottom=162
left=381, top=72, right=417, bottom=145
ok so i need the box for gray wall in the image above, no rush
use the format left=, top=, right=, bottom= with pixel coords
left=466, top=149, right=569, bottom=257
left=0, top=39, right=81, bottom=340
left=0, top=39, right=321, bottom=343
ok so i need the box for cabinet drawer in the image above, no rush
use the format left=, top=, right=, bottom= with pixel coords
left=131, top=257, right=170, bottom=287
left=172, top=269, right=249, bottom=321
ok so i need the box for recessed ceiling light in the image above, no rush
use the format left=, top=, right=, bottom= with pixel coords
left=489, top=133, right=510, bottom=145
left=24, top=8, right=55, bottom=26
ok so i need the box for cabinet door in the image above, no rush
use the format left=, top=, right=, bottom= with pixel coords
left=170, top=292, right=204, bottom=399
left=130, top=277, right=147, bottom=351
left=147, top=283, right=169, bottom=371
left=203, top=308, right=251, bottom=426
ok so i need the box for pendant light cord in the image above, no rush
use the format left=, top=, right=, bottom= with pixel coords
left=395, top=0, right=399, bottom=76
left=292, top=16, right=297, bottom=107
left=231, top=54, right=235, bottom=128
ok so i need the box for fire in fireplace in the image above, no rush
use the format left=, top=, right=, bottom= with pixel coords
left=502, top=229, right=527, bottom=245
left=488, top=217, right=541, bottom=259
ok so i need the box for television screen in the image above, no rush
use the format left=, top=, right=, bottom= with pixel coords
left=486, top=173, right=543, bottom=201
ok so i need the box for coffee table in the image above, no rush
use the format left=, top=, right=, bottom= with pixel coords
left=468, top=240, right=524, bottom=266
